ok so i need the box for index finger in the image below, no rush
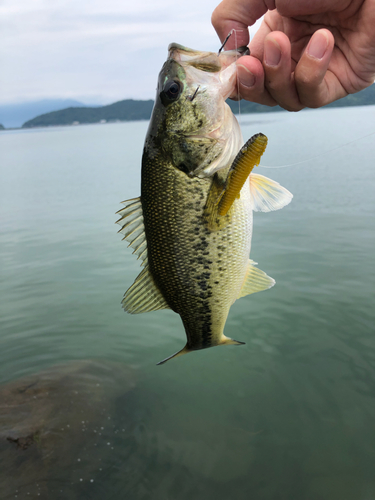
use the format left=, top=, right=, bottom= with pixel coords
left=212, top=0, right=273, bottom=48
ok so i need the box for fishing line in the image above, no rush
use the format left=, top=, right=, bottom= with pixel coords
left=233, top=29, right=242, bottom=128
left=259, top=129, right=375, bottom=169
left=220, top=29, right=244, bottom=127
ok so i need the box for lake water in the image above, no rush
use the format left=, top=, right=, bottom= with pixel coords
left=0, top=106, right=374, bottom=499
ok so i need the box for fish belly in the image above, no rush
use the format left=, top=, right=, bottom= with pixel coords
left=141, top=155, right=252, bottom=349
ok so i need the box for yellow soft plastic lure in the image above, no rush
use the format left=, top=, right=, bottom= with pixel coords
left=218, top=133, right=268, bottom=216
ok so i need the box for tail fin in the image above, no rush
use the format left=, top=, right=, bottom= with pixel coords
left=219, top=335, right=245, bottom=346
left=157, top=337, right=245, bottom=365
left=157, top=344, right=190, bottom=365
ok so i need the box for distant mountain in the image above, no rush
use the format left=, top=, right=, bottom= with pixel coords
left=22, top=99, right=154, bottom=128
left=324, top=82, right=375, bottom=108
left=227, top=82, right=375, bottom=114
left=19, top=83, right=375, bottom=129
left=0, top=123, right=4, bottom=130
left=0, top=99, right=93, bottom=128
left=227, top=100, right=284, bottom=114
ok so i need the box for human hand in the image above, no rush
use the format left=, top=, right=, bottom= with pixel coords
left=212, top=0, right=375, bottom=110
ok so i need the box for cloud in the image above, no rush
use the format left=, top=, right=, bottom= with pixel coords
left=0, top=0, right=263, bottom=104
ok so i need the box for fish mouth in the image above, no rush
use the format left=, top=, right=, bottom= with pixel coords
left=168, top=43, right=242, bottom=100
left=168, top=43, right=247, bottom=71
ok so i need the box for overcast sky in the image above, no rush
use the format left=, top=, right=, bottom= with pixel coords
left=0, top=0, right=263, bottom=105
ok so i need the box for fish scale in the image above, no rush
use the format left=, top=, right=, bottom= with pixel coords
left=142, top=151, right=252, bottom=352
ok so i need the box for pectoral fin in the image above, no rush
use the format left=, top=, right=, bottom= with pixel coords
left=218, top=133, right=268, bottom=216
left=204, top=174, right=230, bottom=231
left=238, top=259, right=275, bottom=298
left=249, top=173, right=293, bottom=212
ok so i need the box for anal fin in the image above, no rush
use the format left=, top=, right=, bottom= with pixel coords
left=238, top=259, right=275, bottom=298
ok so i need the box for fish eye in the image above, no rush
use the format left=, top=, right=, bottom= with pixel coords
left=163, top=80, right=182, bottom=101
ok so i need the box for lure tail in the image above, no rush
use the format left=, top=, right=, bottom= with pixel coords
left=218, top=133, right=268, bottom=216
left=204, top=133, right=268, bottom=231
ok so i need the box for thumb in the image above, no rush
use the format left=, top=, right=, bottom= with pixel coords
left=212, top=0, right=272, bottom=49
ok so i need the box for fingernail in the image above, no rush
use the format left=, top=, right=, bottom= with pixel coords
left=237, top=64, right=255, bottom=88
left=307, top=31, right=329, bottom=60
left=264, top=38, right=281, bottom=67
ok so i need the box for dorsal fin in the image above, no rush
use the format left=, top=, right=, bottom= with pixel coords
left=116, top=197, right=170, bottom=314
left=116, top=197, right=148, bottom=266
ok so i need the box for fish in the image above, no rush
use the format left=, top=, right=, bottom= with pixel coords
left=116, top=43, right=292, bottom=365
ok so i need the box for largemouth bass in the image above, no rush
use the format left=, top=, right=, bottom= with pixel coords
left=117, top=43, right=292, bottom=364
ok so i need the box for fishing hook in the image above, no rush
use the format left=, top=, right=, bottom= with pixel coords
left=187, top=86, right=200, bottom=102
left=218, top=30, right=251, bottom=56
left=218, top=32, right=232, bottom=54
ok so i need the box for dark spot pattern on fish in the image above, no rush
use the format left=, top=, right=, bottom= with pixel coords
left=131, top=47, right=259, bottom=358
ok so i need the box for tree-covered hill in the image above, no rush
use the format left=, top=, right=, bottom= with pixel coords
left=0, top=99, right=90, bottom=128
left=22, top=99, right=154, bottom=128
left=227, top=82, right=375, bottom=114
left=21, top=83, right=375, bottom=128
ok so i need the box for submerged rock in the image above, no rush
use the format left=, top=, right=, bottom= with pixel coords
left=0, top=359, right=136, bottom=499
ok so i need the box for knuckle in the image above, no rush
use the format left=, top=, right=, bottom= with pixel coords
left=282, top=103, right=305, bottom=112
left=302, top=100, right=321, bottom=109
left=295, top=66, right=323, bottom=89
left=268, top=89, right=304, bottom=111
left=264, top=78, right=304, bottom=110
left=274, top=96, right=304, bottom=111
left=259, top=93, right=278, bottom=107
left=298, top=91, right=323, bottom=108
left=296, top=72, right=316, bottom=87
left=265, top=77, right=282, bottom=92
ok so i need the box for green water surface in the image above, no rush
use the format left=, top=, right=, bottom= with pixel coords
left=0, top=106, right=374, bottom=499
